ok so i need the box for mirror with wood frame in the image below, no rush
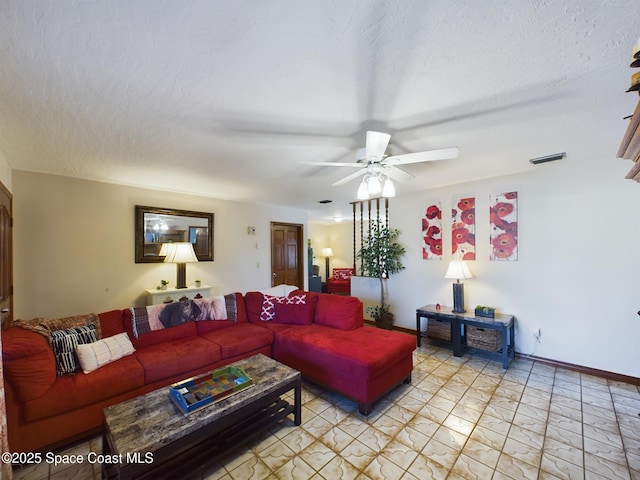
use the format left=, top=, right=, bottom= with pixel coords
left=135, top=205, right=214, bottom=263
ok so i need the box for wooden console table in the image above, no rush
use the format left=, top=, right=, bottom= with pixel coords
left=416, top=304, right=515, bottom=369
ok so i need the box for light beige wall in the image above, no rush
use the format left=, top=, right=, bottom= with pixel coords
left=13, top=171, right=308, bottom=319
left=387, top=155, right=640, bottom=378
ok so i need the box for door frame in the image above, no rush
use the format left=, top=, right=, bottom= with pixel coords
left=0, top=181, right=12, bottom=328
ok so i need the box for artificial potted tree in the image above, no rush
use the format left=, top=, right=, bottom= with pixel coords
left=357, top=222, right=406, bottom=329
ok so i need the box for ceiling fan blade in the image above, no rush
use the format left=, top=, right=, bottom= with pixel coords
left=386, top=147, right=459, bottom=165
left=304, top=161, right=364, bottom=168
left=365, top=131, right=391, bottom=160
left=383, top=165, right=415, bottom=182
left=331, top=169, right=367, bottom=186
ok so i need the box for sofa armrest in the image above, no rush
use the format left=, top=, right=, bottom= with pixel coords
left=2, top=327, right=56, bottom=402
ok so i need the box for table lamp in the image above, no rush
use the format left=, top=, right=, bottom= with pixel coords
left=163, top=242, right=198, bottom=289
left=444, top=261, right=473, bottom=313
left=321, top=247, right=333, bottom=281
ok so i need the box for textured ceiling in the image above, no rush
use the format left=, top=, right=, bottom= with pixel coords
left=0, top=1, right=638, bottom=221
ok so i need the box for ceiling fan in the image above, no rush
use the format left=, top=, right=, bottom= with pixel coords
left=306, top=131, right=459, bottom=198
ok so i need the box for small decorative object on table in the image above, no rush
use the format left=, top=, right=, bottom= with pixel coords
left=195, top=279, right=201, bottom=287
left=474, top=305, right=496, bottom=318
left=159, top=280, right=169, bottom=290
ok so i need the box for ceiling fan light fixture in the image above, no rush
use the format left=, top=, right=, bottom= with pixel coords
left=382, top=177, right=395, bottom=197
left=367, top=175, right=382, bottom=194
left=357, top=180, right=369, bottom=200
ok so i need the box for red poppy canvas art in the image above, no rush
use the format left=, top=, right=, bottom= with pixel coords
left=490, top=192, right=518, bottom=261
left=452, top=197, right=476, bottom=260
left=422, top=203, right=442, bottom=260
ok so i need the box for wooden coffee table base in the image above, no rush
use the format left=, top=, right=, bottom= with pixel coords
left=102, top=354, right=301, bottom=480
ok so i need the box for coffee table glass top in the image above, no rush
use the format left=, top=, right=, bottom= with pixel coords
left=103, top=353, right=300, bottom=456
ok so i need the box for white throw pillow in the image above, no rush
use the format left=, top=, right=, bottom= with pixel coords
left=259, top=284, right=298, bottom=297
left=76, top=332, right=135, bottom=374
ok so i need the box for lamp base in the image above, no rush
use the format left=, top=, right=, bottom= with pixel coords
left=451, top=282, right=465, bottom=313
left=176, top=263, right=187, bottom=289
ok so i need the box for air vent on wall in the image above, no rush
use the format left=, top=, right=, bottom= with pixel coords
left=529, top=152, right=566, bottom=165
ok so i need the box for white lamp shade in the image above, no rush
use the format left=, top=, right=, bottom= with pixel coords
left=158, top=243, right=176, bottom=257
left=444, top=260, right=473, bottom=280
left=357, top=181, right=369, bottom=199
left=382, top=178, right=395, bottom=197
left=367, top=175, right=382, bottom=194
left=321, top=247, right=334, bottom=257
left=163, top=242, right=198, bottom=263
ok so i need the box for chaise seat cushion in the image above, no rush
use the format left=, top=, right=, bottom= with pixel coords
left=200, top=323, right=273, bottom=359
left=135, top=336, right=222, bottom=384
left=23, top=354, right=144, bottom=422
left=274, top=324, right=414, bottom=379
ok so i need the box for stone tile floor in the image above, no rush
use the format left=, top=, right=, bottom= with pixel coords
left=12, top=345, right=640, bottom=479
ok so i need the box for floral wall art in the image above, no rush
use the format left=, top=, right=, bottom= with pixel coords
left=421, top=203, right=442, bottom=260
left=490, top=192, right=518, bottom=261
left=452, top=197, right=476, bottom=260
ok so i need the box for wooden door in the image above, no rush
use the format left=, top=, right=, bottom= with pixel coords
left=271, top=223, right=303, bottom=288
left=0, top=182, right=12, bottom=328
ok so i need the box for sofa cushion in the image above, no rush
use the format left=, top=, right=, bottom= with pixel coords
left=98, top=310, right=125, bottom=338
left=124, top=309, right=197, bottom=348
left=301, top=292, right=363, bottom=330
left=23, top=354, right=145, bottom=422
left=49, top=324, right=98, bottom=375
left=200, top=323, right=273, bottom=359
left=76, top=332, right=136, bottom=374
left=2, top=328, right=57, bottom=402
left=195, top=319, right=236, bottom=335
left=244, top=291, right=265, bottom=324
left=274, top=324, right=414, bottom=378
left=273, top=296, right=317, bottom=325
left=14, top=313, right=102, bottom=340
left=2, top=326, right=53, bottom=360
left=135, top=336, right=222, bottom=384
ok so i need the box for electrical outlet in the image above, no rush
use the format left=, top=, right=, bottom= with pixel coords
left=532, top=327, right=541, bottom=342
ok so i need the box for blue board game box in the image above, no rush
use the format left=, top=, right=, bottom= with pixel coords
left=169, top=366, right=254, bottom=414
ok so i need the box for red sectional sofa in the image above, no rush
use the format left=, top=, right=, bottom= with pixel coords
left=2, top=291, right=415, bottom=453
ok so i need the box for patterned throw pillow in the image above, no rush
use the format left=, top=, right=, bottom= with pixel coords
left=333, top=269, right=353, bottom=280
left=260, top=294, right=306, bottom=321
left=49, top=324, right=98, bottom=375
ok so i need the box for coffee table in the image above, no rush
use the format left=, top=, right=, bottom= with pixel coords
left=101, top=354, right=301, bottom=479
